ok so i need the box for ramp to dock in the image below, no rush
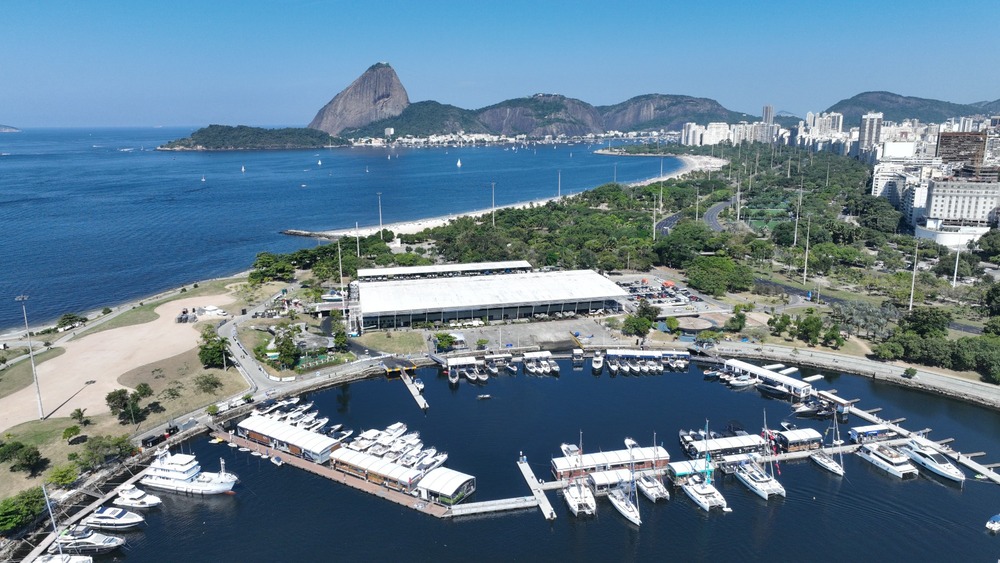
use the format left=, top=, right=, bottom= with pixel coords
left=517, top=457, right=557, bottom=521
left=448, top=496, right=538, bottom=517
left=400, top=371, right=429, bottom=410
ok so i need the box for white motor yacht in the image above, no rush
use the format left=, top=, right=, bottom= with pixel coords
left=607, top=484, right=641, bottom=526
left=607, top=359, right=619, bottom=375
left=636, top=473, right=670, bottom=502
left=734, top=461, right=786, bottom=500
left=563, top=479, right=597, bottom=517
left=47, top=526, right=124, bottom=555
left=591, top=352, right=604, bottom=374
left=140, top=449, right=238, bottom=494
left=902, top=440, right=965, bottom=483
left=857, top=443, right=918, bottom=478
left=81, top=506, right=145, bottom=531
left=987, top=514, right=1000, bottom=533
left=112, top=485, right=161, bottom=509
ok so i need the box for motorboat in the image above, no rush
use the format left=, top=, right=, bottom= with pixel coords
left=619, top=360, right=631, bottom=375
left=419, top=452, right=448, bottom=472
left=524, top=361, right=538, bottom=375
left=540, top=359, right=552, bottom=375
left=330, top=428, right=354, bottom=445
left=505, top=362, right=518, bottom=374
left=636, top=473, right=670, bottom=502
left=608, top=359, right=619, bottom=375
left=560, top=443, right=580, bottom=458
left=140, top=449, right=239, bottom=494
left=628, top=359, right=642, bottom=373
left=47, top=526, right=124, bottom=555
left=485, top=362, right=499, bottom=376
left=477, top=394, right=492, bottom=400
left=902, top=440, right=965, bottom=483
left=35, top=554, right=93, bottom=563
left=857, top=443, right=918, bottom=478
left=647, top=360, right=662, bottom=373
left=413, top=378, right=425, bottom=392
left=734, top=460, right=786, bottom=500
left=549, top=360, right=560, bottom=374
left=638, top=361, right=650, bottom=374
left=81, top=506, right=145, bottom=531
left=448, top=369, right=460, bottom=385
left=728, top=374, right=758, bottom=388
left=987, top=514, right=1000, bottom=533
left=681, top=472, right=728, bottom=512
left=755, top=382, right=792, bottom=400
left=112, top=485, right=161, bottom=509
left=270, top=456, right=284, bottom=466
left=399, top=445, right=425, bottom=467
left=702, top=369, right=720, bottom=381
left=564, top=478, right=597, bottom=517
left=383, top=422, right=408, bottom=440
left=607, top=484, right=641, bottom=525
left=304, top=416, right=329, bottom=432
left=591, top=352, right=604, bottom=374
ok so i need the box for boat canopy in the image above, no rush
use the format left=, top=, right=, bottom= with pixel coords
left=725, top=359, right=813, bottom=397
left=551, top=446, right=669, bottom=477
left=776, top=428, right=823, bottom=444
left=446, top=357, right=479, bottom=368
left=667, top=459, right=712, bottom=477
left=483, top=353, right=512, bottom=362
left=418, top=467, right=476, bottom=497
left=605, top=349, right=666, bottom=359
left=329, top=447, right=423, bottom=487
left=686, top=434, right=767, bottom=458
left=522, top=350, right=553, bottom=359
left=238, top=415, right=337, bottom=461
left=587, top=468, right=633, bottom=489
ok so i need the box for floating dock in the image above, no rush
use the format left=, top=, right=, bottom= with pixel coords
left=399, top=371, right=429, bottom=410
left=448, top=496, right=538, bottom=517
left=517, top=456, right=557, bottom=521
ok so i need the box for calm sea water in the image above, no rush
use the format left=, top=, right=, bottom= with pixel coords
left=74, top=361, right=1000, bottom=562
left=0, top=128, right=674, bottom=331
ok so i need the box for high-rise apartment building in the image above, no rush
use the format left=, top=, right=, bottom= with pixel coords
left=762, top=105, right=774, bottom=126
left=936, top=132, right=987, bottom=166
left=859, top=112, right=884, bottom=152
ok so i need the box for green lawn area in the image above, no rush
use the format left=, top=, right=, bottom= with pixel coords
left=353, top=331, right=427, bottom=355
left=0, top=347, right=65, bottom=400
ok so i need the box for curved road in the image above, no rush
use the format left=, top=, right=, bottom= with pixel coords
left=703, top=199, right=732, bottom=232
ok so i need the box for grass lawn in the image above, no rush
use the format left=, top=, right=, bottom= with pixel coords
left=0, top=347, right=65, bottom=401
left=353, top=331, right=426, bottom=355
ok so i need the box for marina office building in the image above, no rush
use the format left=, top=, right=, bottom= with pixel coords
left=356, top=268, right=627, bottom=331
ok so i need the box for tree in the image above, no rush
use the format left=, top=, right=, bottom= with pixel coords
left=622, top=315, right=653, bottom=336
left=105, top=389, right=130, bottom=416
left=984, top=316, right=1000, bottom=337
left=0, top=487, right=46, bottom=533
left=134, top=382, right=154, bottom=399
left=70, top=408, right=89, bottom=426
left=898, top=307, right=953, bottom=338
left=46, top=463, right=79, bottom=487
left=636, top=299, right=660, bottom=322
left=62, top=426, right=81, bottom=443
left=206, top=404, right=220, bottom=416
left=796, top=315, right=824, bottom=345
left=56, top=312, right=87, bottom=330
left=333, top=329, right=349, bottom=353
left=198, top=326, right=229, bottom=369
left=434, top=333, right=456, bottom=351
left=276, top=333, right=301, bottom=369
left=11, top=445, right=43, bottom=473
left=873, top=341, right=904, bottom=361
left=723, top=311, right=746, bottom=332
left=903, top=367, right=918, bottom=378
left=194, top=373, right=223, bottom=394
left=475, top=338, right=489, bottom=350
left=663, top=317, right=680, bottom=333
left=985, top=283, right=1000, bottom=317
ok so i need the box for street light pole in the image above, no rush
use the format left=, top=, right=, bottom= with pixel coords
left=376, top=192, right=383, bottom=241
left=491, top=182, right=496, bottom=228
left=952, top=246, right=961, bottom=288
left=909, top=239, right=919, bottom=311
left=15, top=295, right=44, bottom=419
left=613, top=163, right=618, bottom=184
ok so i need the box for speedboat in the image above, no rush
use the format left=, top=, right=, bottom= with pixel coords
left=608, top=359, right=619, bottom=375
left=607, top=484, right=641, bottom=526
left=591, top=353, right=604, bottom=374
left=755, top=382, right=792, bottom=400
left=112, top=485, right=161, bottom=509
left=681, top=473, right=727, bottom=512
left=47, top=526, right=124, bottom=555
left=448, top=369, right=460, bottom=384
left=477, top=394, right=492, bottom=400
left=505, top=362, right=518, bottom=374
left=563, top=479, right=597, bottom=517
left=857, top=443, right=918, bottom=478
left=524, top=361, right=538, bottom=375
left=560, top=443, right=581, bottom=458
left=140, top=449, right=239, bottom=494
left=734, top=461, right=786, bottom=500
left=540, top=360, right=552, bottom=374
left=485, top=362, right=499, bottom=376
left=702, top=369, right=720, bottom=381
left=81, top=506, right=145, bottom=531
left=549, top=360, right=560, bottom=374
left=810, top=449, right=845, bottom=476
left=413, top=378, right=425, bottom=392
left=636, top=473, right=670, bottom=502
left=902, top=440, right=965, bottom=482
left=987, top=514, right=1000, bottom=533
left=728, top=374, right=757, bottom=388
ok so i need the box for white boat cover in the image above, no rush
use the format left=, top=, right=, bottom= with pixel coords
left=418, top=467, right=475, bottom=497
left=238, top=415, right=337, bottom=460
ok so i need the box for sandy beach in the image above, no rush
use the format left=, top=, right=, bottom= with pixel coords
left=313, top=154, right=728, bottom=239
left=0, top=294, right=233, bottom=433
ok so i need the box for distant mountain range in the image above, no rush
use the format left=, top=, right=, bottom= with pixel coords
left=825, top=91, right=1000, bottom=127
left=310, top=64, right=764, bottom=138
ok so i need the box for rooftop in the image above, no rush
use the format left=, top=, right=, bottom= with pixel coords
left=356, top=260, right=531, bottom=279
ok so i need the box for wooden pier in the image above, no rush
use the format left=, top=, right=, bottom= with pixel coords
left=399, top=371, right=430, bottom=410
left=23, top=467, right=151, bottom=563
left=517, top=457, right=557, bottom=521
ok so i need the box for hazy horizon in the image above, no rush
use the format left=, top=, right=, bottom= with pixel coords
left=5, top=0, right=999, bottom=128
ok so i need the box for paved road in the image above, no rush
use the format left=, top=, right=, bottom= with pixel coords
left=656, top=211, right=682, bottom=236
left=703, top=200, right=732, bottom=232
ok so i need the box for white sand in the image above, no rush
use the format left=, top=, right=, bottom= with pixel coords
left=0, top=294, right=234, bottom=433
left=317, top=154, right=728, bottom=238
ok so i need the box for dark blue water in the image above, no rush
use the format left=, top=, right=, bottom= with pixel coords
left=94, top=362, right=1000, bottom=561
left=0, top=129, right=674, bottom=331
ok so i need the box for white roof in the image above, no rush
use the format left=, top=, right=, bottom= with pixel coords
left=357, top=261, right=532, bottom=279
left=606, top=349, right=665, bottom=358
left=551, top=446, right=669, bottom=473
left=725, top=359, right=813, bottom=394
left=522, top=351, right=553, bottom=359
left=446, top=356, right=478, bottom=367
left=588, top=468, right=633, bottom=487
left=776, top=428, right=823, bottom=443
left=418, top=466, right=475, bottom=496
left=238, top=415, right=337, bottom=455
left=687, top=434, right=767, bottom=456
left=667, top=459, right=711, bottom=476
left=328, top=447, right=423, bottom=484
left=851, top=424, right=892, bottom=434
left=359, top=270, right=627, bottom=316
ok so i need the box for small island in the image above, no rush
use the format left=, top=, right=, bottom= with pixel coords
left=158, top=124, right=348, bottom=151
left=0, top=124, right=21, bottom=133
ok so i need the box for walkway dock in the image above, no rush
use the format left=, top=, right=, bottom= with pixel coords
left=517, top=457, right=557, bottom=521
left=24, top=467, right=151, bottom=562
left=399, top=371, right=429, bottom=410
left=448, top=496, right=538, bottom=517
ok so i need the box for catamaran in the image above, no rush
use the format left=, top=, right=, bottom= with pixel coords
left=681, top=421, right=729, bottom=512
left=563, top=431, right=597, bottom=517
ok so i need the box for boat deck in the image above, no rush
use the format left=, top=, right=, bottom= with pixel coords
left=215, top=432, right=449, bottom=517
left=399, top=371, right=430, bottom=410
left=23, top=467, right=151, bottom=562
left=517, top=457, right=557, bottom=520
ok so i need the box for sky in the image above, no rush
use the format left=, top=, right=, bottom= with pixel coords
left=4, top=0, right=1000, bottom=127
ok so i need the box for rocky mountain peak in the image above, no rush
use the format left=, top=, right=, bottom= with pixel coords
left=308, top=63, right=410, bottom=136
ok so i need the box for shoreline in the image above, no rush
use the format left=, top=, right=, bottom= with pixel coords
left=293, top=154, right=726, bottom=239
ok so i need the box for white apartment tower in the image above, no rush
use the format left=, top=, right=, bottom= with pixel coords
left=859, top=112, right=884, bottom=152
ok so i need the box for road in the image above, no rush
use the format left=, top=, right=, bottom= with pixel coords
left=656, top=211, right=682, bottom=236
left=703, top=199, right=732, bottom=232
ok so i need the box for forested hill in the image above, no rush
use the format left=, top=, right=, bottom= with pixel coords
left=825, top=91, right=994, bottom=126
left=158, top=125, right=348, bottom=151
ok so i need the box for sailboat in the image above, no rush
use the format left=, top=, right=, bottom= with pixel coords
left=636, top=432, right=670, bottom=502
left=241, top=164, right=245, bottom=173
left=456, top=158, right=462, bottom=168
left=608, top=438, right=642, bottom=525
left=317, top=159, right=322, bottom=166
left=735, top=410, right=786, bottom=500
left=563, top=431, right=597, bottom=517
left=810, top=414, right=846, bottom=476
left=37, top=485, right=96, bottom=563
left=681, top=420, right=729, bottom=512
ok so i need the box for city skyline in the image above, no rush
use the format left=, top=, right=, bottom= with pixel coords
left=4, top=0, right=1000, bottom=127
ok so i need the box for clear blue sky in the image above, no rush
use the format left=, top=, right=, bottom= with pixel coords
left=5, top=0, right=999, bottom=127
